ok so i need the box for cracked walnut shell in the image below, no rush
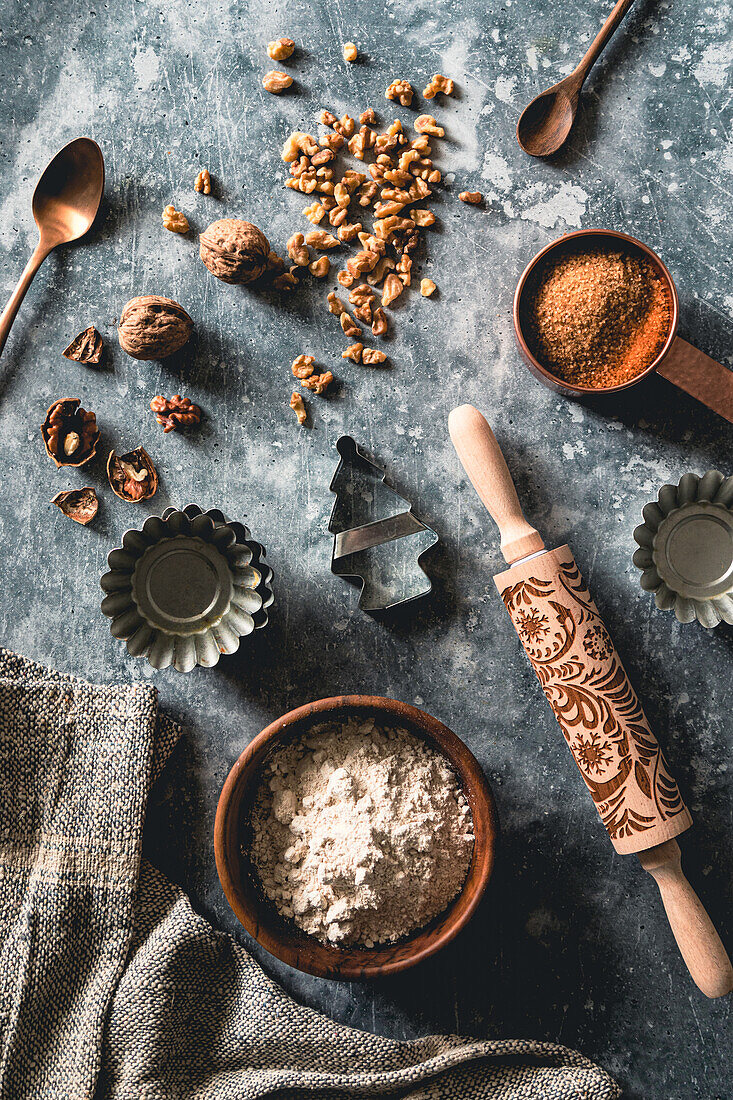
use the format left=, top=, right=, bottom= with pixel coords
left=199, top=219, right=270, bottom=284
left=52, top=487, right=98, bottom=525
left=118, top=296, right=193, bottom=360
left=63, top=326, right=103, bottom=365
left=107, top=447, right=158, bottom=502
left=42, top=398, right=100, bottom=468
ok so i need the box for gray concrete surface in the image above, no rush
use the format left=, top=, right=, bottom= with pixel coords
left=0, top=0, right=732, bottom=1096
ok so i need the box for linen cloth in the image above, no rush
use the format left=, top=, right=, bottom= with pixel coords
left=0, top=649, right=620, bottom=1100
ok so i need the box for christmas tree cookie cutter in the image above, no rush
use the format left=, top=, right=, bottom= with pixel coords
left=328, top=436, right=439, bottom=613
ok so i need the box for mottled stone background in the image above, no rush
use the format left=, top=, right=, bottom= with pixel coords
left=0, top=0, right=731, bottom=1096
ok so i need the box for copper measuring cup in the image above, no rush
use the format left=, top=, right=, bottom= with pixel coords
left=513, top=228, right=733, bottom=423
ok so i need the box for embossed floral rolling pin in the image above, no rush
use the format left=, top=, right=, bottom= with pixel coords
left=448, top=404, right=733, bottom=998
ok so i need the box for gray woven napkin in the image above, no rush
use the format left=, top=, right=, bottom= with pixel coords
left=0, top=650, right=620, bottom=1100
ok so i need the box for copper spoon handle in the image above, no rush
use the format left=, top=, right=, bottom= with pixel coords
left=572, top=0, right=636, bottom=89
left=639, top=841, right=733, bottom=999
left=0, top=239, right=51, bottom=358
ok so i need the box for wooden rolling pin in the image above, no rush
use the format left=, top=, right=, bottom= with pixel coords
left=449, top=404, right=733, bottom=998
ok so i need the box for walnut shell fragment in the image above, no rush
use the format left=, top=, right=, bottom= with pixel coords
left=63, top=327, right=103, bottom=365
left=199, top=219, right=270, bottom=284
left=118, top=296, right=193, bottom=361
left=51, top=487, right=99, bottom=525
left=42, top=398, right=100, bottom=468
left=107, top=447, right=158, bottom=502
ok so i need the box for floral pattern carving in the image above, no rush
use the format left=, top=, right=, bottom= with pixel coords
left=500, top=558, right=689, bottom=847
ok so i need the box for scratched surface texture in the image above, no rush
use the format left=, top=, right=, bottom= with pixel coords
left=0, top=0, right=731, bottom=1096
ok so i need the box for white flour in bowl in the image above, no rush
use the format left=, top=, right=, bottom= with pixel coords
left=247, top=716, right=475, bottom=947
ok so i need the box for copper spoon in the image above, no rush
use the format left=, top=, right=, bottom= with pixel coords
left=517, top=0, right=635, bottom=157
left=0, top=137, right=104, bottom=358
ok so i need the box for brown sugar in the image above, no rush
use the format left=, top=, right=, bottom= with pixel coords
left=525, top=246, right=671, bottom=389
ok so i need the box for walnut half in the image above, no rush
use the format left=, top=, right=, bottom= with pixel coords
left=263, top=71, right=293, bottom=94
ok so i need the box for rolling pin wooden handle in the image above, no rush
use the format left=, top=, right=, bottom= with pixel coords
left=448, top=405, right=545, bottom=564
left=638, top=841, right=733, bottom=999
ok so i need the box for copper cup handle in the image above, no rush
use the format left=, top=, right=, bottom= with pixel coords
left=657, top=336, right=733, bottom=423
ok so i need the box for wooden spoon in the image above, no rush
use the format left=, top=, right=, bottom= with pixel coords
left=0, top=137, right=105, bottom=358
left=517, top=0, right=636, bottom=157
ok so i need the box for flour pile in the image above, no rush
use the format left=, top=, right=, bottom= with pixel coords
left=248, top=717, right=475, bottom=947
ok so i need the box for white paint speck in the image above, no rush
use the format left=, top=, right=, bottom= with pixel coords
left=132, top=46, right=160, bottom=91
left=648, top=61, right=667, bottom=77
left=519, top=182, right=589, bottom=229
left=693, top=41, right=733, bottom=87
left=494, top=75, right=517, bottom=104
left=526, top=46, right=539, bottom=71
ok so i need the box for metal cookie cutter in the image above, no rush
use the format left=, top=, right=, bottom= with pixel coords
left=328, top=436, right=439, bottom=613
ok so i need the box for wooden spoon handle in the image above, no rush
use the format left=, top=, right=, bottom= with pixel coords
left=448, top=404, right=545, bottom=564
left=574, top=0, right=636, bottom=86
left=638, top=840, right=733, bottom=999
left=0, top=240, right=48, bottom=358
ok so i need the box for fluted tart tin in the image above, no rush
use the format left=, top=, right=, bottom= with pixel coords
left=100, top=504, right=273, bottom=672
left=633, top=471, right=733, bottom=628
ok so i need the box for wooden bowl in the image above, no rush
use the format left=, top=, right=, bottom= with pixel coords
left=214, top=695, right=498, bottom=980
left=513, top=228, right=679, bottom=397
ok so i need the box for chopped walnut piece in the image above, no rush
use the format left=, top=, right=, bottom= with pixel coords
left=357, top=232, right=386, bottom=255
left=342, top=343, right=363, bottom=362
left=305, top=229, right=339, bottom=249
left=320, top=132, right=345, bottom=152
left=327, top=292, right=346, bottom=315
left=272, top=269, right=299, bottom=291
left=360, top=108, right=377, bottom=125
left=382, top=272, right=404, bottom=307
left=333, top=114, right=356, bottom=138
left=396, top=253, right=412, bottom=287
left=292, top=354, right=315, bottom=379
left=385, top=79, right=413, bottom=106
left=362, top=348, right=387, bottom=365
left=337, top=270, right=355, bottom=287
left=342, top=42, right=358, bottom=62
left=373, top=215, right=414, bottom=240
left=303, top=201, right=326, bottom=224
left=301, top=370, right=334, bottom=394
left=459, top=190, right=483, bottom=204
left=311, top=148, right=335, bottom=168
left=366, top=256, right=395, bottom=286
left=150, top=394, right=203, bottom=432
left=290, top=392, right=307, bottom=425
left=309, top=255, right=330, bottom=277
left=337, top=221, right=362, bottom=243
left=333, top=182, right=351, bottom=208
left=357, top=181, right=378, bottom=206
left=421, top=278, right=437, bottom=297
left=162, top=205, right=189, bottom=233
left=263, top=70, right=293, bottom=94
left=411, top=207, right=436, bottom=227
left=287, top=231, right=310, bottom=266
left=328, top=206, right=348, bottom=227
left=342, top=169, right=366, bottom=191
left=321, top=195, right=337, bottom=210
left=320, top=109, right=338, bottom=127
left=340, top=312, right=362, bottom=337
left=194, top=168, right=211, bottom=194
left=317, top=180, right=335, bottom=195
left=349, top=283, right=375, bottom=323
left=371, top=307, right=388, bottom=336
left=374, top=200, right=405, bottom=218
left=282, top=132, right=318, bottom=162
left=423, top=73, right=454, bottom=99
left=347, top=250, right=380, bottom=277
left=411, top=134, right=431, bottom=153
left=415, top=114, right=445, bottom=137
left=268, top=37, right=295, bottom=60
left=265, top=250, right=287, bottom=278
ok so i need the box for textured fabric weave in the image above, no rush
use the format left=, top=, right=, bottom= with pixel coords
left=0, top=650, right=620, bottom=1100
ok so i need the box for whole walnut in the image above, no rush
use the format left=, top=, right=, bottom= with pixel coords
left=199, top=219, right=270, bottom=284
left=118, top=296, right=193, bottom=360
